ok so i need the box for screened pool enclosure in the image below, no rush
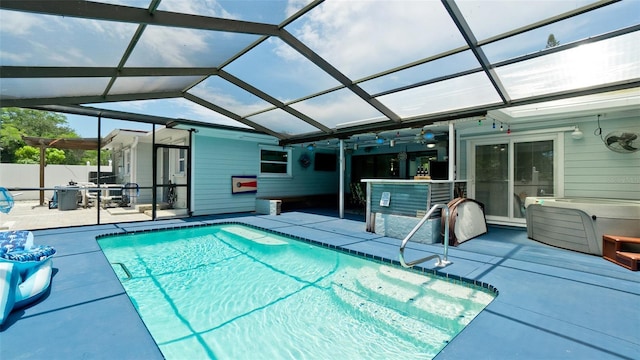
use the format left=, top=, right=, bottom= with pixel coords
left=1, top=0, right=638, bottom=145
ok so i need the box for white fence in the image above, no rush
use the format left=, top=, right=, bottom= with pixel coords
left=0, top=163, right=113, bottom=200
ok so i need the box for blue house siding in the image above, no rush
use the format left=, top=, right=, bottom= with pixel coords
left=191, top=133, right=340, bottom=216
left=461, top=112, right=639, bottom=202
left=192, top=135, right=260, bottom=215
left=189, top=111, right=638, bottom=217
left=257, top=148, right=339, bottom=198
left=564, top=114, right=640, bottom=200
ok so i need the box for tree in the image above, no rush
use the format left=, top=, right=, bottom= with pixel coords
left=81, top=149, right=112, bottom=165
left=14, top=146, right=39, bottom=164
left=14, top=145, right=66, bottom=164
left=0, top=107, right=79, bottom=163
left=546, top=34, right=560, bottom=48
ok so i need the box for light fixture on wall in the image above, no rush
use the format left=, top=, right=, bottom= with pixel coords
left=426, top=142, right=436, bottom=148
left=571, top=126, right=584, bottom=140
left=389, top=139, right=396, bottom=147
left=423, top=130, right=434, bottom=140
left=306, top=143, right=316, bottom=151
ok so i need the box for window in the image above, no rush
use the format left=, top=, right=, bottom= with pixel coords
left=260, top=146, right=291, bottom=176
left=124, top=149, right=131, bottom=175
left=178, top=148, right=186, bottom=174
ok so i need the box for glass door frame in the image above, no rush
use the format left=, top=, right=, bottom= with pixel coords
left=152, top=143, right=192, bottom=219
left=466, top=131, right=564, bottom=226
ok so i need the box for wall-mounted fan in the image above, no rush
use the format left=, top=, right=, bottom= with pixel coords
left=604, top=131, right=639, bottom=153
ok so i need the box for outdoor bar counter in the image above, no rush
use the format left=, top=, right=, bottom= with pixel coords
left=361, top=179, right=465, bottom=243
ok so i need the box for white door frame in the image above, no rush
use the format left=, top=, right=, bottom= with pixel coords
left=466, top=130, right=565, bottom=226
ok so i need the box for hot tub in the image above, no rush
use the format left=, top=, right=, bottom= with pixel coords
left=524, top=197, right=640, bottom=255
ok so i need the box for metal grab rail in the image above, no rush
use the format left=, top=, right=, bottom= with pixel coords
left=399, top=203, right=453, bottom=268
left=112, top=262, right=132, bottom=279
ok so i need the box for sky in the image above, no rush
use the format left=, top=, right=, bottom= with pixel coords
left=2, top=0, right=639, bottom=138
left=65, top=114, right=148, bottom=138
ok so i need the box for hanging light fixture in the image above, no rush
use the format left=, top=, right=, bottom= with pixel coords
left=571, top=126, right=584, bottom=140
left=423, top=130, right=434, bottom=140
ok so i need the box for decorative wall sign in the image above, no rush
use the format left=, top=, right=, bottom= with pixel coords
left=298, top=153, right=312, bottom=168
left=379, top=191, right=391, bottom=207
left=231, top=175, right=257, bottom=194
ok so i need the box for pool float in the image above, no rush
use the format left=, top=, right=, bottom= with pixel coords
left=0, top=231, right=56, bottom=326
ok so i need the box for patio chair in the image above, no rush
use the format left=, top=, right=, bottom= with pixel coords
left=0, top=188, right=14, bottom=214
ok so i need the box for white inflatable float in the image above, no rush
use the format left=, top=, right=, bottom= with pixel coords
left=443, top=198, right=488, bottom=246
left=0, top=231, right=55, bottom=325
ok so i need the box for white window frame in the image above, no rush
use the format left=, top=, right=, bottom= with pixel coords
left=124, top=149, right=131, bottom=176
left=259, top=145, right=292, bottom=177
left=465, top=128, right=565, bottom=226
left=176, top=147, right=186, bottom=176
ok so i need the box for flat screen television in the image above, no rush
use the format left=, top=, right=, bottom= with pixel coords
left=314, top=152, right=337, bottom=171
left=429, top=161, right=448, bottom=180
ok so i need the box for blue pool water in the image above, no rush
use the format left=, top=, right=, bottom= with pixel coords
left=98, top=224, right=495, bottom=359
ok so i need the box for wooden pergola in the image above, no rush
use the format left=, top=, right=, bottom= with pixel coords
left=22, top=136, right=102, bottom=206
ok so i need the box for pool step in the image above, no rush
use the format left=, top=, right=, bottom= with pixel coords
left=333, top=266, right=492, bottom=331
left=361, top=265, right=493, bottom=312
left=219, top=225, right=288, bottom=246
left=603, top=235, right=640, bottom=271
left=331, top=273, right=452, bottom=349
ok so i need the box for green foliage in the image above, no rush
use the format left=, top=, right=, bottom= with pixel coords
left=46, top=148, right=66, bottom=164
left=81, top=149, right=112, bottom=165
left=546, top=34, right=560, bottom=48
left=14, top=145, right=40, bottom=164
left=13, top=146, right=67, bottom=164
left=0, top=107, right=95, bottom=164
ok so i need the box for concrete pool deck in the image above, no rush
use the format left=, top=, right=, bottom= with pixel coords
left=1, top=211, right=639, bottom=359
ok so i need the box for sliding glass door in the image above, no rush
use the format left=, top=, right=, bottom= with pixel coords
left=468, top=134, right=559, bottom=225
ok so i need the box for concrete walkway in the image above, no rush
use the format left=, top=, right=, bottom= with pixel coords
left=1, top=211, right=638, bottom=359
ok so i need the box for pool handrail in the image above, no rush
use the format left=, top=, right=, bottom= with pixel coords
left=399, top=203, right=452, bottom=268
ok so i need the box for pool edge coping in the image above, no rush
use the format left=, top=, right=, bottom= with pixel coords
left=95, top=220, right=499, bottom=297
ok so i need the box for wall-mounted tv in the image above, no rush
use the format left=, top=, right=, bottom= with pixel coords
left=429, top=161, right=448, bottom=180
left=314, top=152, right=337, bottom=171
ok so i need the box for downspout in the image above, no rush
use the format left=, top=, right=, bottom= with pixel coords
left=448, top=122, right=455, bottom=181
left=339, top=139, right=345, bottom=219
left=131, top=135, right=139, bottom=185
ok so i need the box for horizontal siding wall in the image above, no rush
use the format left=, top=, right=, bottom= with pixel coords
left=134, top=143, right=153, bottom=204
left=192, top=135, right=339, bottom=216
left=564, top=114, right=640, bottom=200
left=192, top=135, right=261, bottom=215
left=257, top=148, right=339, bottom=197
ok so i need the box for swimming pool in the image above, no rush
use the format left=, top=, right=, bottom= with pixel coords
left=98, top=223, right=495, bottom=359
